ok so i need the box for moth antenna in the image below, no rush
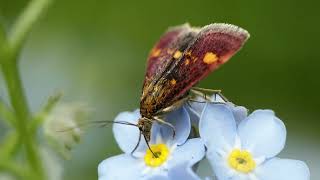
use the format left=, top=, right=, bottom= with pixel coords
left=56, top=120, right=138, bottom=132
left=93, top=120, right=138, bottom=127
left=131, top=131, right=142, bottom=155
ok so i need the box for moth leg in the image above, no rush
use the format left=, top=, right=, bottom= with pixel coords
left=190, top=89, right=212, bottom=101
left=156, top=97, right=188, bottom=115
left=153, top=117, right=176, bottom=139
left=190, top=87, right=229, bottom=102
left=131, top=131, right=142, bottom=156
left=188, top=98, right=226, bottom=105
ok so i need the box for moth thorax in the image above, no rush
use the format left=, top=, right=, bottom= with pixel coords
left=140, top=98, right=158, bottom=118
left=138, top=118, right=153, bottom=142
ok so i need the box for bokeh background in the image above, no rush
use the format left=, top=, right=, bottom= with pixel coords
left=1, top=0, right=319, bottom=179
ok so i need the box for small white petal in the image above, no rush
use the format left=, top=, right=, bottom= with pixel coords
left=256, top=158, right=310, bottom=180
left=238, top=110, right=286, bottom=158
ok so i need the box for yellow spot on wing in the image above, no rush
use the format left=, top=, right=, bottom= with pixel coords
left=151, top=48, right=161, bottom=58
left=173, top=50, right=182, bottom=59
left=185, top=59, right=190, bottom=66
left=203, top=52, right=218, bottom=64
left=170, top=79, right=177, bottom=85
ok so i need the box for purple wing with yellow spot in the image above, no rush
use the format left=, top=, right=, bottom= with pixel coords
left=141, top=23, right=249, bottom=115
left=145, top=24, right=188, bottom=79
left=143, top=24, right=198, bottom=92
left=167, top=23, right=250, bottom=98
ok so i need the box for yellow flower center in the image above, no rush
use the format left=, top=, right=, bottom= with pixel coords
left=228, top=149, right=256, bottom=173
left=144, top=144, right=170, bottom=167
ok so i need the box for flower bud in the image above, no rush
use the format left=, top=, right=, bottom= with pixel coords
left=43, top=103, right=90, bottom=158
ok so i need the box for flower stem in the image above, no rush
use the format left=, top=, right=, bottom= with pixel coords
left=0, top=0, right=53, bottom=178
left=0, top=160, right=28, bottom=179
left=0, top=98, right=16, bottom=127
left=1, top=60, right=44, bottom=179
left=8, top=0, right=52, bottom=55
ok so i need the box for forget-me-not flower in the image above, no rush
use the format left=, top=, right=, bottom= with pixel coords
left=98, top=107, right=205, bottom=180
left=199, top=103, right=310, bottom=180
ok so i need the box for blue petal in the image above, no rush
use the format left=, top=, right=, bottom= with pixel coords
left=185, top=104, right=201, bottom=128
left=231, top=105, right=248, bottom=124
left=206, top=151, right=233, bottom=180
left=168, top=162, right=202, bottom=180
left=148, top=175, right=169, bottom=180
left=257, top=158, right=310, bottom=180
left=199, top=104, right=237, bottom=152
left=98, top=154, right=144, bottom=180
left=113, top=109, right=147, bottom=156
left=168, top=138, right=205, bottom=170
left=143, top=140, right=204, bottom=180
left=145, top=161, right=203, bottom=180
left=151, top=106, right=191, bottom=145
left=238, top=110, right=286, bottom=158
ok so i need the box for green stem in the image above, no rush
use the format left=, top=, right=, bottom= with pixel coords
left=0, top=22, right=7, bottom=64
left=8, top=0, right=52, bottom=55
left=0, top=160, right=28, bottom=179
left=0, top=131, right=20, bottom=158
left=1, top=60, right=44, bottom=179
left=0, top=0, right=53, bottom=178
left=0, top=98, right=16, bottom=127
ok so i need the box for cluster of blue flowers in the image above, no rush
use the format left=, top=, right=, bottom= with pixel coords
left=98, top=95, right=310, bottom=180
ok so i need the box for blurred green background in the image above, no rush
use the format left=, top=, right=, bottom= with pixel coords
left=0, top=0, right=319, bottom=179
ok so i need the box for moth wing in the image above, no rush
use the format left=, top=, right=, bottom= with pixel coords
left=143, top=24, right=197, bottom=91
left=157, top=23, right=250, bottom=106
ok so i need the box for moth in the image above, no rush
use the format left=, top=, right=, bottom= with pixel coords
left=127, top=23, right=249, bottom=153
